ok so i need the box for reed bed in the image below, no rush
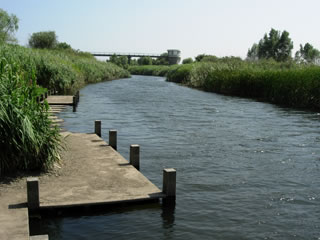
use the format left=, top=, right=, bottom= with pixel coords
left=165, top=60, right=319, bottom=110
left=129, top=59, right=320, bottom=110
left=0, top=53, right=60, bottom=175
left=128, top=65, right=171, bottom=77
left=0, top=44, right=130, bottom=94
left=0, top=44, right=130, bottom=175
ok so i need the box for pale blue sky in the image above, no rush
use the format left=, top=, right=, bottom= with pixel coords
left=2, top=0, right=320, bottom=60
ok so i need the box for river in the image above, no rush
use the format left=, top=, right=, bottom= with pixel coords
left=36, top=75, right=320, bottom=239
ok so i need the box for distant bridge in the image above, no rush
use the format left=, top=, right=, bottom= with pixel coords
left=91, top=49, right=181, bottom=64
left=91, top=52, right=163, bottom=58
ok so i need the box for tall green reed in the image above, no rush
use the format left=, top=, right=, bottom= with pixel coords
left=0, top=51, right=61, bottom=175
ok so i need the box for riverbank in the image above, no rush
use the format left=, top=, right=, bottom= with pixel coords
left=0, top=44, right=130, bottom=95
left=0, top=44, right=131, bottom=176
left=128, top=65, right=170, bottom=77
left=129, top=61, right=320, bottom=111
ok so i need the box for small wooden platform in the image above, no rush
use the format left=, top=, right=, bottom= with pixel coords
left=46, top=95, right=74, bottom=105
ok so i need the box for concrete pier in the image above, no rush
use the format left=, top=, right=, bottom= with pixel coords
left=0, top=183, right=29, bottom=240
left=0, top=95, right=173, bottom=239
left=45, top=95, right=74, bottom=105
left=37, top=132, right=164, bottom=208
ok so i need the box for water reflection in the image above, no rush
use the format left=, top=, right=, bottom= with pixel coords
left=161, top=200, right=176, bottom=229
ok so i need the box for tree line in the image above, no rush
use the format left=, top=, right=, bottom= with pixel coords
left=108, top=53, right=170, bottom=69
left=1, top=8, right=319, bottom=65
left=247, top=28, right=320, bottom=64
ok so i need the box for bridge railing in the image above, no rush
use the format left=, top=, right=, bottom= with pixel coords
left=91, top=52, right=163, bottom=57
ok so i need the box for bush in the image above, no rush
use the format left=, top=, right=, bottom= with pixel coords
left=182, top=58, right=193, bottom=64
left=138, top=56, right=153, bottom=65
left=28, top=31, right=58, bottom=49
left=55, top=42, right=72, bottom=50
left=128, top=65, right=171, bottom=76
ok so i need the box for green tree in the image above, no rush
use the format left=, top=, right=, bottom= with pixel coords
left=295, top=43, right=320, bottom=63
left=182, top=58, right=194, bottom=64
left=201, top=55, right=219, bottom=62
left=247, top=28, right=293, bottom=62
left=195, top=54, right=207, bottom=62
left=153, top=52, right=169, bottom=65
left=109, top=54, right=129, bottom=69
left=138, top=56, right=152, bottom=65
left=247, top=43, right=259, bottom=61
left=28, top=31, right=58, bottom=49
left=0, top=8, right=19, bottom=44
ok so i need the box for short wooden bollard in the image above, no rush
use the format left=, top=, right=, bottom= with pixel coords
left=95, top=120, right=102, bottom=137
left=109, top=130, right=117, bottom=150
left=76, top=90, right=80, bottom=103
left=73, top=96, right=77, bottom=112
left=130, top=144, right=140, bottom=170
left=163, top=168, right=176, bottom=199
left=44, top=92, right=48, bottom=99
left=27, top=177, right=40, bottom=211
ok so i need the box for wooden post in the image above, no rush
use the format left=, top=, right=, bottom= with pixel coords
left=27, top=178, right=40, bottom=211
left=73, top=96, right=76, bottom=112
left=45, top=92, right=48, bottom=99
left=109, top=130, right=117, bottom=150
left=163, top=168, right=176, bottom=199
left=76, top=91, right=80, bottom=104
left=95, top=120, right=101, bottom=137
left=130, top=144, right=140, bottom=170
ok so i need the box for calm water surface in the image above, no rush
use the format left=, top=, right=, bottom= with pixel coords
left=37, top=75, right=320, bottom=239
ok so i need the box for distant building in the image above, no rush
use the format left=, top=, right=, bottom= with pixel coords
left=167, top=49, right=181, bottom=65
left=314, top=58, right=320, bottom=65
